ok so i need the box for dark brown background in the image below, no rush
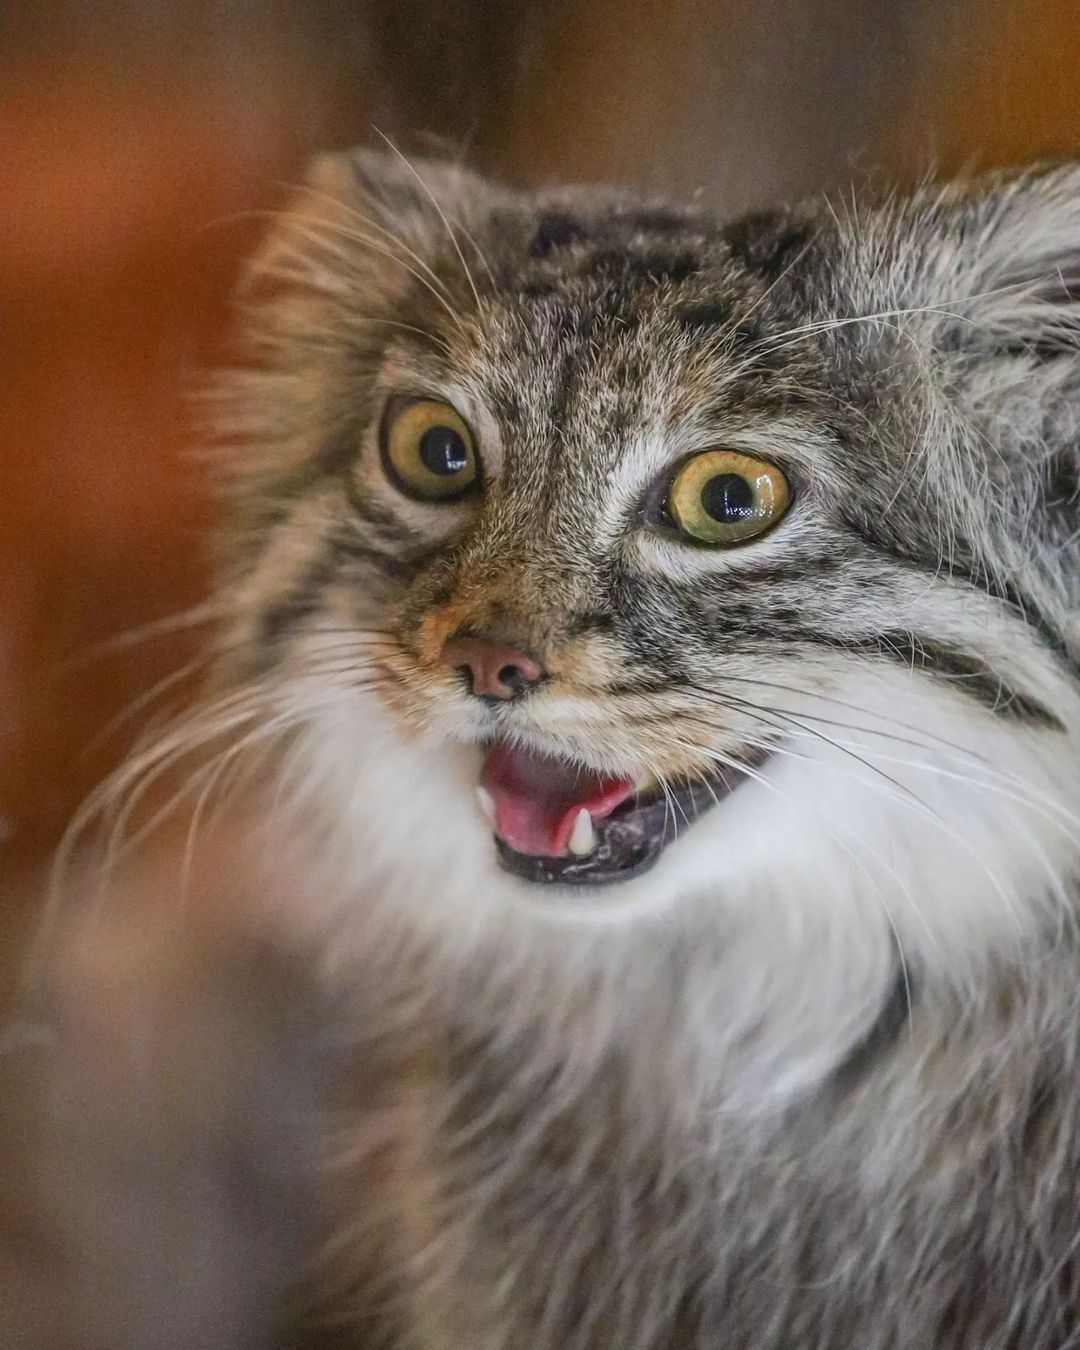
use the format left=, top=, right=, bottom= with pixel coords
left=1, top=0, right=1078, bottom=994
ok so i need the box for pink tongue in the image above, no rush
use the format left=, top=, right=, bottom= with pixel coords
left=481, top=742, right=636, bottom=857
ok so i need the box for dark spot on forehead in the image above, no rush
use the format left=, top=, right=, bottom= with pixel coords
left=678, top=302, right=730, bottom=331
left=622, top=208, right=691, bottom=234
left=520, top=279, right=557, bottom=300
left=678, top=304, right=762, bottom=358
left=529, top=212, right=589, bottom=258
left=587, top=249, right=699, bottom=286
left=724, top=211, right=813, bottom=283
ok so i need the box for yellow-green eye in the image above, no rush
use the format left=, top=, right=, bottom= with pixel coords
left=667, top=449, right=791, bottom=545
left=381, top=398, right=478, bottom=502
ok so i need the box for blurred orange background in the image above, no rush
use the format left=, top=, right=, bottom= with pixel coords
left=2, top=0, right=1078, bottom=1000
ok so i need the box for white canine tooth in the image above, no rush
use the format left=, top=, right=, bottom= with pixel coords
left=568, top=808, right=596, bottom=857
left=476, top=786, right=496, bottom=827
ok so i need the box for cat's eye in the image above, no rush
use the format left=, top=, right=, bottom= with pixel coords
left=380, top=398, right=479, bottom=502
left=667, top=449, right=791, bottom=545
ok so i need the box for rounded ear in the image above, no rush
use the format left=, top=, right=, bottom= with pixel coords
left=926, top=163, right=1080, bottom=352
left=908, top=164, right=1080, bottom=639
left=343, top=144, right=495, bottom=232
left=240, top=146, right=495, bottom=306
left=207, top=146, right=500, bottom=498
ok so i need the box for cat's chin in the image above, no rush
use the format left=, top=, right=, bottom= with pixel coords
left=489, top=751, right=770, bottom=888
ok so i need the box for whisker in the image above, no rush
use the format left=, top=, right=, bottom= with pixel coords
left=683, top=700, right=1027, bottom=943
left=52, top=598, right=227, bottom=669
left=705, top=672, right=997, bottom=766
left=177, top=712, right=301, bottom=901
left=78, top=655, right=213, bottom=762
left=821, top=742, right=1080, bottom=842
left=671, top=676, right=1080, bottom=837
left=373, top=129, right=485, bottom=316
left=672, top=729, right=931, bottom=968
left=94, top=698, right=278, bottom=893
left=679, top=682, right=931, bottom=815
left=37, top=683, right=282, bottom=965
left=300, top=185, right=458, bottom=306
left=282, top=215, right=467, bottom=338
left=750, top=277, right=1040, bottom=356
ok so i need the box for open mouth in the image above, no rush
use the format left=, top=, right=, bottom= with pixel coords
left=478, top=740, right=769, bottom=887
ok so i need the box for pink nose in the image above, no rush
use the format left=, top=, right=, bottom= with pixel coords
left=439, top=633, right=546, bottom=701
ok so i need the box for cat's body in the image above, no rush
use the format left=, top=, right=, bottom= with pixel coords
left=25, top=152, right=1080, bottom=1347
left=353, top=949, right=1080, bottom=1349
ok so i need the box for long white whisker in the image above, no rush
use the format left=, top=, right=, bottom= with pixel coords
left=373, top=129, right=485, bottom=316
left=752, top=277, right=1042, bottom=355
left=54, top=598, right=227, bottom=667
left=677, top=699, right=1026, bottom=944
left=300, top=185, right=459, bottom=307
left=276, top=213, right=466, bottom=340
left=681, top=679, right=1080, bottom=838
left=79, top=655, right=212, bottom=761
left=30, top=684, right=282, bottom=992
left=178, top=712, right=300, bottom=901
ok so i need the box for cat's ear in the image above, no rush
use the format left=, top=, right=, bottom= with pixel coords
left=912, top=165, right=1080, bottom=558
left=217, top=149, right=494, bottom=484
left=920, top=163, right=1080, bottom=352
left=338, top=145, right=493, bottom=237
left=241, top=147, right=491, bottom=305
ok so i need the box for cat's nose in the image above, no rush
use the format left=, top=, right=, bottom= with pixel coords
left=439, top=632, right=546, bottom=701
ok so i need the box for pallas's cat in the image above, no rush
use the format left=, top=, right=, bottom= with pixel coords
left=28, top=152, right=1080, bottom=1348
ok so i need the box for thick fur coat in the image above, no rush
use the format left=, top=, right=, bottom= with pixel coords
left=20, top=151, right=1080, bottom=1348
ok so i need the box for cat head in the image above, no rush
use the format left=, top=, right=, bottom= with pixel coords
left=209, top=149, right=1080, bottom=974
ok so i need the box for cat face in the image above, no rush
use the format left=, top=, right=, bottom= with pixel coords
left=215, top=152, right=1080, bottom=966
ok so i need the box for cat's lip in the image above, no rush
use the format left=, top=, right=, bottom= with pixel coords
left=488, top=748, right=770, bottom=888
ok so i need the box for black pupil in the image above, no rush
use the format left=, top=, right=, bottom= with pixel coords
left=700, top=472, right=755, bottom=522
left=419, top=425, right=469, bottom=476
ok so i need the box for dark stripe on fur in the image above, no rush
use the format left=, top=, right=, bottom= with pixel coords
left=258, top=550, right=339, bottom=647
left=332, top=535, right=420, bottom=583
left=839, top=514, right=1070, bottom=662
left=586, top=249, right=699, bottom=287
left=986, top=578, right=1071, bottom=664
left=257, top=525, right=421, bottom=650
left=678, top=302, right=731, bottom=331
left=1044, top=450, right=1080, bottom=516
left=723, top=212, right=813, bottom=283
left=604, top=677, right=680, bottom=698
left=828, top=959, right=913, bottom=1097
left=565, top=611, right=615, bottom=638
left=622, top=209, right=692, bottom=235
left=246, top=432, right=367, bottom=539
left=342, top=478, right=421, bottom=538
left=699, top=552, right=855, bottom=591
left=312, top=428, right=364, bottom=478
left=529, top=213, right=588, bottom=258
left=842, top=632, right=1063, bottom=729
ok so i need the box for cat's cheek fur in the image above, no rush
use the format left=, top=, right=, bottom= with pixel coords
left=281, top=654, right=1080, bottom=1033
